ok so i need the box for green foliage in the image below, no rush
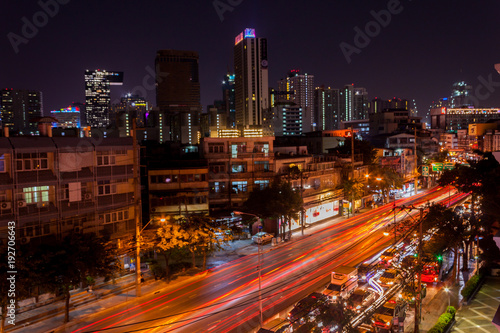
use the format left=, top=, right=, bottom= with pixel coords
left=460, top=274, right=482, bottom=300
left=343, top=179, right=365, bottom=202
left=427, top=307, right=455, bottom=333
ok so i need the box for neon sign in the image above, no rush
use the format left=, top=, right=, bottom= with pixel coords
left=244, top=28, right=255, bottom=38
left=234, top=32, right=244, bottom=45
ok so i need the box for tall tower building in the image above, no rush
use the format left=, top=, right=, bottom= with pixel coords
left=339, top=85, right=353, bottom=122
left=84, top=70, right=123, bottom=128
left=234, top=28, right=269, bottom=128
left=0, top=88, right=43, bottom=133
left=155, top=50, right=201, bottom=144
left=222, top=73, right=236, bottom=127
left=314, top=86, right=339, bottom=130
left=277, top=70, right=315, bottom=132
left=450, top=81, right=474, bottom=108
left=352, top=87, right=369, bottom=120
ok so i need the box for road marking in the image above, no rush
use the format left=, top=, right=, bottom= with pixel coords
left=474, top=300, right=496, bottom=309
left=470, top=308, right=494, bottom=320
left=478, top=291, right=500, bottom=302
left=460, top=318, right=491, bottom=333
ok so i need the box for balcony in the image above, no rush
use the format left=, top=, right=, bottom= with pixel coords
left=97, top=192, right=134, bottom=209
left=59, top=199, right=96, bottom=217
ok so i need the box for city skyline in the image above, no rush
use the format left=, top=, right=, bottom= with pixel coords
left=2, top=0, right=500, bottom=119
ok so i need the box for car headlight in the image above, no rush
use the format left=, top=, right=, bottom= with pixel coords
left=356, top=305, right=361, bottom=309
left=332, top=296, right=337, bottom=300
left=388, top=282, right=394, bottom=285
left=386, top=321, right=391, bottom=326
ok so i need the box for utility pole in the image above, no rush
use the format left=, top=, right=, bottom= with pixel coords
left=414, top=125, right=418, bottom=196
left=132, top=119, right=142, bottom=297
left=300, top=171, right=304, bottom=236
left=351, top=127, right=355, bottom=216
left=415, top=207, right=424, bottom=333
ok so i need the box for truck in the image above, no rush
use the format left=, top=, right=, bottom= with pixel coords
left=322, top=266, right=358, bottom=302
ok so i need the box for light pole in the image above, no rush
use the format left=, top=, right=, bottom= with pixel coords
left=444, top=287, right=450, bottom=308
left=234, top=211, right=263, bottom=328
left=135, top=217, right=166, bottom=296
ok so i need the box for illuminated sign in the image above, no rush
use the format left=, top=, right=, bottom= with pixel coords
left=244, top=28, right=256, bottom=38
left=441, top=107, right=446, bottom=114
left=234, top=32, right=244, bottom=45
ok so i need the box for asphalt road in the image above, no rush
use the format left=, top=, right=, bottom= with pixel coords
left=69, top=186, right=466, bottom=333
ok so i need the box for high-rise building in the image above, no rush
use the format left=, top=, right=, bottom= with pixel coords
left=450, top=81, right=474, bottom=108
left=314, top=86, right=340, bottom=131
left=222, top=73, right=236, bottom=127
left=234, top=28, right=269, bottom=128
left=0, top=88, right=43, bottom=134
left=111, top=94, right=148, bottom=134
left=277, top=70, right=315, bottom=132
left=339, top=85, right=353, bottom=123
left=274, top=103, right=303, bottom=136
left=155, top=50, right=201, bottom=144
left=340, top=84, right=369, bottom=122
left=84, top=70, right=123, bottom=128
left=370, top=97, right=409, bottom=114
left=352, top=87, right=369, bottom=120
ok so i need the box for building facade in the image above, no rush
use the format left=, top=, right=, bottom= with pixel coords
left=0, top=136, right=137, bottom=250
left=155, top=50, right=201, bottom=144
left=234, top=28, right=269, bottom=128
left=50, top=106, right=81, bottom=129
left=430, top=107, right=500, bottom=131
left=314, top=86, right=340, bottom=131
left=84, top=70, right=123, bottom=128
left=1, top=88, right=43, bottom=134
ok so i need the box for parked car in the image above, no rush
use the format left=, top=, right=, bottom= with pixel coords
left=357, top=262, right=374, bottom=283
left=347, top=289, right=377, bottom=313
left=252, top=232, right=274, bottom=244
left=377, top=269, right=399, bottom=288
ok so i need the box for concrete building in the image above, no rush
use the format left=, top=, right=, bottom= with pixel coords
left=315, top=86, right=340, bottom=131
left=0, top=135, right=137, bottom=253
left=201, top=136, right=274, bottom=213
left=273, top=103, right=303, bottom=136
left=148, top=160, right=209, bottom=218
left=155, top=50, right=201, bottom=144
left=234, top=28, right=269, bottom=128
left=277, top=70, right=315, bottom=132
left=1, top=88, right=43, bottom=134
left=430, top=107, right=500, bottom=131
left=369, top=108, right=423, bottom=137
left=50, top=106, right=80, bottom=129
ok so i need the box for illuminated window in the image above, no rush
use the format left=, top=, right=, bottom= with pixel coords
left=23, top=186, right=49, bottom=203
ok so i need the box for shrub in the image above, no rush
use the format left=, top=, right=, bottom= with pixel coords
left=460, top=274, right=482, bottom=300
left=427, top=307, right=455, bottom=333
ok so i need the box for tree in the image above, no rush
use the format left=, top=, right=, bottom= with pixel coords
left=244, top=180, right=303, bottom=239
left=343, top=178, right=365, bottom=212
left=368, top=166, right=403, bottom=204
left=156, top=223, right=190, bottom=282
left=37, top=233, right=119, bottom=323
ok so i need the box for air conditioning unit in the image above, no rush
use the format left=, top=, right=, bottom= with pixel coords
left=1, top=202, right=12, bottom=210
left=20, top=237, right=30, bottom=245
left=17, top=200, right=27, bottom=208
left=84, top=193, right=92, bottom=200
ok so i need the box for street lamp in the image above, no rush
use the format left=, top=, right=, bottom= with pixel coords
left=444, top=287, right=450, bottom=308
left=234, top=211, right=264, bottom=328
left=136, top=217, right=166, bottom=297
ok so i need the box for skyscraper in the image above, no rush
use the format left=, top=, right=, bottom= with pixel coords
left=155, top=50, right=201, bottom=144
left=222, top=73, right=236, bottom=127
left=84, top=70, right=123, bottom=128
left=277, top=70, right=315, bottom=132
left=352, top=87, right=369, bottom=120
left=314, top=86, right=340, bottom=130
left=339, top=85, right=353, bottom=123
left=234, top=28, right=269, bottom=128
left=0, top=88, right=43, bottom=133
left=450, top=81, right=474, bottom=108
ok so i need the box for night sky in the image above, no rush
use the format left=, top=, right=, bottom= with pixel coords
left=2, top=0, right=500, bottom=118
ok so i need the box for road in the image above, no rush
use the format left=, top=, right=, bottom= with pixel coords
left=70, top=186, right=467, bottom=333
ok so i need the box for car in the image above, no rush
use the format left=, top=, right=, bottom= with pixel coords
left=346, top=289, right=377, bottom=313
left=372, top=299, right=397, bottom=330
left=357, top=263, right=374, bottom=283
left=252, top=232, right=274, bottom=244
left=288, top=292, right=327, bottom=324
left=379, top=248, right=399, bottom=268
left=377, top=269, right=399, bottom=288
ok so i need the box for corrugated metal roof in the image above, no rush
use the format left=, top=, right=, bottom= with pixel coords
left=51, top=137, right=95, bottom=152
left=9, top=137, right=57, bottom=150
left=0, top=138, right=13, bottom=150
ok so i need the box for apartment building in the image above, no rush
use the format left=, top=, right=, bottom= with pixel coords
left=201, top=136, right=274, bottom=213
left=0, top=136, right=137, bottom=249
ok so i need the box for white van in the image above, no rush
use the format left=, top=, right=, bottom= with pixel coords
left=322, top=266, right=358, bottom=302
